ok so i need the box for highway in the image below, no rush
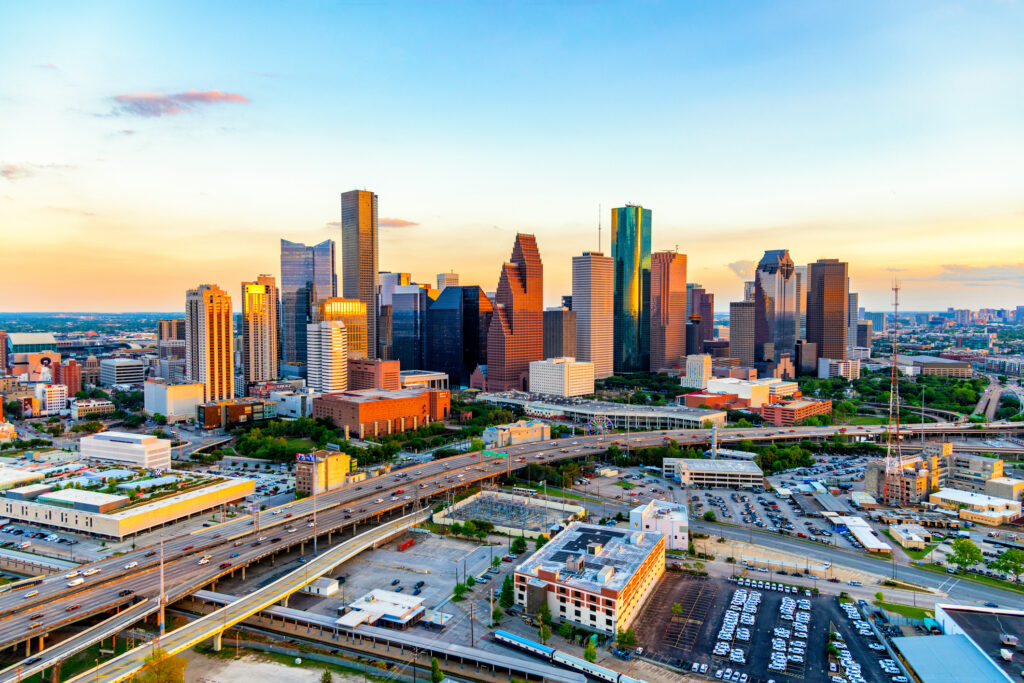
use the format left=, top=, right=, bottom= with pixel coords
left=0, top=420, right=1021, bottom=654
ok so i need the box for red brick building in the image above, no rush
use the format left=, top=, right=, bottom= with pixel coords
left=312, top=388, right=450, bottom=440
left=485, top=234, right=543, bottom=392
left=348, top=358, right=400, bottom=390
left=759, top=399, right=832, bottom=426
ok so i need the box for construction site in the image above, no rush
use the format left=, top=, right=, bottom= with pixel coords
left=433, top=489, right=585, bottom=538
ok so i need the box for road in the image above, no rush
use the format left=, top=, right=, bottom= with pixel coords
left=0, top=420, right=1022, bottom=652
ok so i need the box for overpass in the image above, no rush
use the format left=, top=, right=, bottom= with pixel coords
left=61, top=512, right=426, bottom=683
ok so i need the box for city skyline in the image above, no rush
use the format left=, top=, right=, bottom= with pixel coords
left=3, top=2, right=1024, bottom=312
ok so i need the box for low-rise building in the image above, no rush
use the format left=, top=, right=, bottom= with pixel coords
left=482, top=419, right=550, bottom=447
left=144, top=379, right=205, bottom=424
left=312, top=388, right=450, bottom=440
left=929, top=488, right=1022, bottom=526
left=663, top=458, right=765, bottom=489
left=99, top=358, right=145, bottom=386
left=759, top=399, right=833, bottom=426
left=514, top=522, right=665, bottom=634
left=295, top=450, right=356, bottom=495
left=528, top=357, right=595, bottom=397
left=71, top=398, right=115, bottom=420
left=80, top=431, right=172, bottom=470
left=629, top=499, right=688, bottom=550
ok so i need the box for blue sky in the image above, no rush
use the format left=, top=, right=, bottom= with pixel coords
left=1, top=1, right=1023, bottom=311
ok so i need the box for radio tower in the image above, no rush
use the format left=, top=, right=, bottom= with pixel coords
left=882, top=281, right=907, bottom=507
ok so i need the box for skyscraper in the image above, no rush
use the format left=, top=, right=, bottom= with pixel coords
left=341, top=189, right=379, bottom=360
left=753, top=249, right=798, bottom=363
left=611, top=205, right=652, bottom=373
left=543, top=307, right=577, bottom=360
left=425, top=286, right=493, bottom=387
left=572, top=251, right=614, bottom=379
left=436, top=271, right=459, bottom=291
left=280, top=239, right=336, bottom=366
left=318, top=298, right=368, bottom=359
left=185, top=284, right=234, bottom=402
left=729, top=301, right=755, bottom=368
left=241, top=275, right=279, bottom=393
left=806, top=259, right=849, bottom=362
left=485, top=234, right=543, bottom=392
left=650, top=251, right=687, bottom=371
left=306, top=321, right=347, bottom=393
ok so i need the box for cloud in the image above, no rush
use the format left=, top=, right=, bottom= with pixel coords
left=110, top=90, right=250, bottom=117
left=380, top=217, right=418, bottom=228
left=0, top=162, right=72, bottom=183
left=727, top=259, right=755, bottom=279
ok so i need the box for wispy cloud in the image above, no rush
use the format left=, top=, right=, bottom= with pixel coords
left=380, top=217, right=418, bottom=228
left=0, top=162, right=72, bottom=183
left=110, top=90, right=250, bottom=117
left=727, top=259, right=755, bottom=279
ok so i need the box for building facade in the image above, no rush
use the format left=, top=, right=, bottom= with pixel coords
left=341, top=189, right=379, bottom=359
left=612, top=205, right=652, bottom=373
left=572, top=251, right=614, bottom=380
left=485, top=234, right=544, bottom=392
left=185, top=284, right=234, bottom=401
left=241, top=274, right=279, bottom=394
left=650, top=250, right=687, bottom=371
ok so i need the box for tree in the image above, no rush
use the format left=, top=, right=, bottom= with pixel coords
left=703, top=510, right=717, bottom=522
left=538, top=623, right=552, bottom=644
left=321, top=670, right=332, bottom=683
left=989, top=548, right=1024, bottom=584
left=431, top=657, right=444, bottom=683
left=948, top=537, right=984, bottom=572
left=136, top=648, right=187, bottom=683
left=558, top=621, right=573, bottom=638
left=511, top=536, right=527, bottom=554
left=584, top=638, right=597, bottom=663
left=499, top=575, right=514, bottom=608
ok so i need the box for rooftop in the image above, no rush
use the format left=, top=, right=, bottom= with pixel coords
left=670, top=458, right=763, bottom=474
left=516, top=522, right=663, bottom=594
left=892, top=634, right=1010, bottom=683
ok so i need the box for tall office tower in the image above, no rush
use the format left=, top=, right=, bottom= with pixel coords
left=794, top=265, right=808, bottom=340
left=729, top=301, right=756, bottom=368
left=847, top=291, right=859, bottom=350
left=306, top=321, right=347, bottom=393
left=806, top=258, right=849, bottom=362
left=241, top=275, right=279, bottom=393
left=280, top=239, right=336, bottom=366
left=318, top=298, right=368, bottom=359
left=572, top=251, right=614, bottom=379
left=650, top=251, right=687, bottom=371
left=341, top=189, right=379, bottom=359
left=425, top=286, right=493, bottom=387
left=611, top=205, right=652, bottom=373
left=543, top=307, right=577, bottom=359
left=687, top=284, right=714, bottom=350
left=743, top=281, right=755, bottom=302
left=485, top=234, right=543, bottom=391
left=185, top=284, right=234, bottom=402
left=753, top=250, right=798, bottom=363
left=436, top=271, right=459, bottom=291
left=392, top=284, right=436, bottom=370
left=857, top=320, right=873, bottom=348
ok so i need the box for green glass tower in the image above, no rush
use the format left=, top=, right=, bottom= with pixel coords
left=612, top=204, right=652, bottom=373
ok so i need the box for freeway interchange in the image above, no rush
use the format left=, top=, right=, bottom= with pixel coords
left=1, top=420, right=1023, bottom=659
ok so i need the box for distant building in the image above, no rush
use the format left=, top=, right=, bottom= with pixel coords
left=572, top=251, right=614, bottom=379
left=483, top=419, right=550, bottom=447
left=349, top=358, right=400, bottom=391
left=144, top=379, right=205, bottom=424
left=543, top=307, right=577, bottom=360
left=528, top=357, right=594, bottom=397
left=630, top=499, right=689, bottom=550
left=81, top=431, right=171, bottom=469
left=99, top=358, right=144, bottom=386
left=312, top=388, right=450, bottom=440
left=679, top=354, right=712, bottom=390
left=295, top=450, right=356, bottom=495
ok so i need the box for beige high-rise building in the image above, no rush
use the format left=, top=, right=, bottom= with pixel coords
left=572, top=251, right=614, bottom=379
left=650, top=251, right=687, bottom=371
left=306, top=321, right=348, bottom=393
left=318, top=298, right=368, bottom=359
left=241, top=275, right=279, bottom=393
left=341, top=189, right=378, bottom=359
left=185, top=284, right=234, bottom=402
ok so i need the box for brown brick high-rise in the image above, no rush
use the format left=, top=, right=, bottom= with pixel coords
left=486, top=234, right=544, bottom=392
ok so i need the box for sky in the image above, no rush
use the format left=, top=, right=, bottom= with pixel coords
left=1, top=0, right=1023, bottom=313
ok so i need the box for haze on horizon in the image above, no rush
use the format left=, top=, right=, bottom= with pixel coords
left=1, top=1, right=1023, bottom=313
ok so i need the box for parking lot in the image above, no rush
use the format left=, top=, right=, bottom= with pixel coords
left=631, top=575, right=894, bottom=683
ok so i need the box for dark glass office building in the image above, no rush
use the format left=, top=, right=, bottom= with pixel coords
left=280, top=238, right=336, bottom=366
left=425, top=286, right=494, bottom=388
left=611, top=205, right=652, bottom=373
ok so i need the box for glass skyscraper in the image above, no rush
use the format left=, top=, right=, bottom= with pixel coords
left=612, top=205, right=652, bottom=373
left=280, top=239, right=336, bottom=366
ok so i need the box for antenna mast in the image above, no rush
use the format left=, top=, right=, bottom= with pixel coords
left=883, top=281, right=907, bottom=507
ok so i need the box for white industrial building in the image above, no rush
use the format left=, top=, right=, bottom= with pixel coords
left=144, top=379, right=205, bottom=424
left=80, top=431, right=172, bottom=470
left=630, top=499, right=689, bottom=550
left=528, top=357, right=595, bottom=397
left=100, top=358, right=145, bottom=386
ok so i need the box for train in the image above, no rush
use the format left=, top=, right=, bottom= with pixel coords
left=493, top=629, right=645, bottom=683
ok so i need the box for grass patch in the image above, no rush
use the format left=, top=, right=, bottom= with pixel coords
left=915, top=562, right=1024, bottom=594
left=874, top=600, right=933, bottom=620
